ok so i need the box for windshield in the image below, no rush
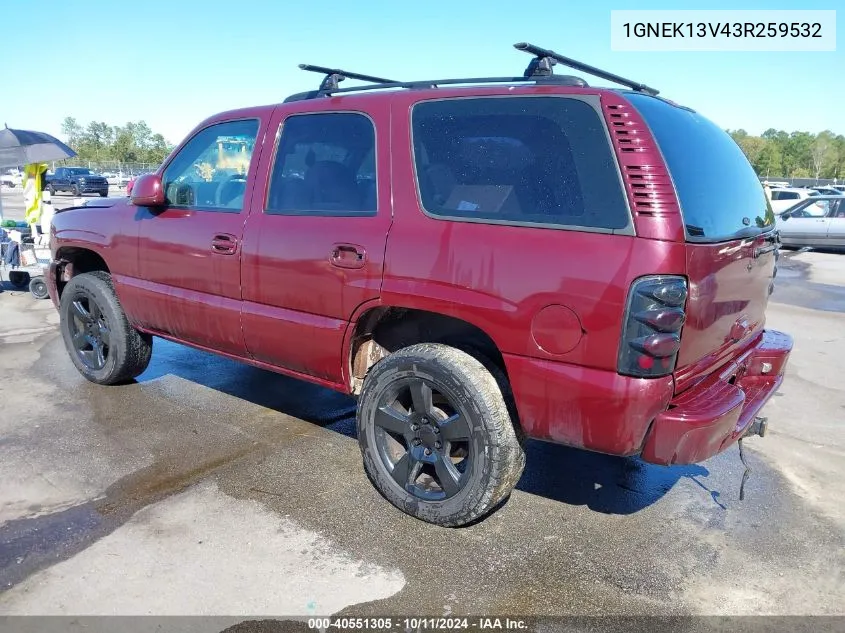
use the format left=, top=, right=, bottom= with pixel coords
left=625, top=93, right=775, bottom=242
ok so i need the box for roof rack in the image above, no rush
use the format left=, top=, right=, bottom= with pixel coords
left=284, top=44, right=659, bottom=101
left=513, top=42, right=659, bottom=95
left=284, top=75, right=588, bottom=102
left=298, top=64, right=399, bottom=95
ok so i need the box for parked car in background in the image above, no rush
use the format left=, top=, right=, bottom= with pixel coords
left=810, top=187, right=844, bottom=196
left=1, top=169, right=22, bottom=188
left=762, top=180, right=790, bottom=188
left=44, top=46, right=791, bottom=526
left=769, top=187, right=822, bottom=215
left=104, top=172, right=132, bottom=187
left=46, top=167, right=110, bottom=197
left=777, top=195, right=845, bottom=250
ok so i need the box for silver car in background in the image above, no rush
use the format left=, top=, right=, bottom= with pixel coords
left=777, top=195, right=845, bottom=250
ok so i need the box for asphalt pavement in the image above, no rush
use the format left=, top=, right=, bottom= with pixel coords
left=0, top=186, right=843, bottom=625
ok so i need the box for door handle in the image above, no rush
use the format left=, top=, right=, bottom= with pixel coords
left=330, top=243, right=366, bottom=269
left=211, top=233, right=238, bottom=255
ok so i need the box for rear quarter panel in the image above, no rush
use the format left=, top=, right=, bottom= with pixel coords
left=385, top=89, right=689, bottom=371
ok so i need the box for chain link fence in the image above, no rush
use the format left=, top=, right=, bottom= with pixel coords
left=759, top=177, right=844, bottom=188
left=50, top=159, right=161, bottom=178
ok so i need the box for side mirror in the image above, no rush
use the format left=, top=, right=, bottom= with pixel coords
left=130, top=173, right=165, bottom=207
left=780, top=212, right=790, bottom=220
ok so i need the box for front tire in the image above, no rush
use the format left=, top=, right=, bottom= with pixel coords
left=72, top=184, right=81, bottom=196
left=357, top=343, right=525, bottom=527
left=59, top=271, right=152, bottom=384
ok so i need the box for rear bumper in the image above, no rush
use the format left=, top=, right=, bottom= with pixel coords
left=641, top=329, right=793, bottom=465
left=505, top=328, right=792, bottom=464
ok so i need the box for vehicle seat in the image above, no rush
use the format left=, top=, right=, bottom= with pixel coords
left=424, top=164, right=457, bottom=206
left=304, top=161, right=361, bottom=211
left=216, top=177, right=246, bottom=208
left=267, top=177, right=307, bottom=211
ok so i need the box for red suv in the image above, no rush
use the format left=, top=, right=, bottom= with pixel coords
left=46, top=44, right=791, bottom=526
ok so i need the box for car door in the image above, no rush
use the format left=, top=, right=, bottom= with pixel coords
left=53, top=168, right=69, bottom=192
left=240, top=101, right=392, bottom=385
left=128, top=115, right=267, bottom=355
left=779, top=205, right=828, bottom=247
left=826, top=199, right=845, bottom=247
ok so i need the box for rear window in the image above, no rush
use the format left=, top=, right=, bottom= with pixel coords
left=626, top=93, right=774, bottom=242
left=411, top=96, right=630, bottom=231
left=772, top=191, right=799, bottom=200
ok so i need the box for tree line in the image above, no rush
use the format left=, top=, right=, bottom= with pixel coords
left=60, top=116, right=175, bottom=166
left=55, top=116, right=844, bottom=180
left=729, top=129, right=845, bottom=181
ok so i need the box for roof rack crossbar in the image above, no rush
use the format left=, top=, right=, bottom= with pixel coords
left=513, top=42, right=660, bottom=96
left=298, top=64, right=399, bottom=95
left=283, top=74, right=587, bottom=102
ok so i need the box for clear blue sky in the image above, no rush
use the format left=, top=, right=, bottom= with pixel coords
left=0, top=0, right=841, bottom=145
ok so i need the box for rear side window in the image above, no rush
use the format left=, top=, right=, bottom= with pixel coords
left=411, top=97, right=630, bottom=231
left=626, top=93, right=774, bottom=242
left=773, top=191, right=799, bottom=200
left=266, top=112, right=377, bottom=216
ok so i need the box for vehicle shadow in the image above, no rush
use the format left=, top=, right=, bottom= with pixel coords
left=137, top=339, right=718, bottom=515
left=515, top=440, right=715, bottom=514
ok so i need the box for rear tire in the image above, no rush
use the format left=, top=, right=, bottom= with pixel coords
left=357, top=343, right=525, bottom=527
left=8, top=271, right=30, bottom=289
left=48, top=184, right=56, bottom=196
left=28, top=276, right=49, bottom=300
left=59, top=271, right=152, bottom=385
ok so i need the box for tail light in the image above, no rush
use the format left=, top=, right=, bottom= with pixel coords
left=618, top=275, right=688, bottom=378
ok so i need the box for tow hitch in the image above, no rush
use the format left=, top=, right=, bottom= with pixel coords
left=745, top=416, right=768, bottom=438
left=738, top=416, right=768, bottom=501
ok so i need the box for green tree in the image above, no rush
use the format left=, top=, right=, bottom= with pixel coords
left=735, top=136, right=767, bottom=169
left=761, top=129, right=788, bottom=176
left=829, top=135, right=845, bottom=181
left=810, top=131, right=837, bottom=180
left=144, top=133, right=171, bottom=164
left=60, top=116, right=83, bottom=147
left=112, top=128, right=138, bottom=163
left=59, top=116, right=174, bottom=166
left=758, top=142, right=783, bottom=179
left=784, top=132, right=813, bottom=177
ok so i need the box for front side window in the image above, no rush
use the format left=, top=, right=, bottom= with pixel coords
left=411, top=96, right=630, bottom=231
left=162, top=119, right=259, bottom=212
left=266, top=112, right=377, bottom=216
